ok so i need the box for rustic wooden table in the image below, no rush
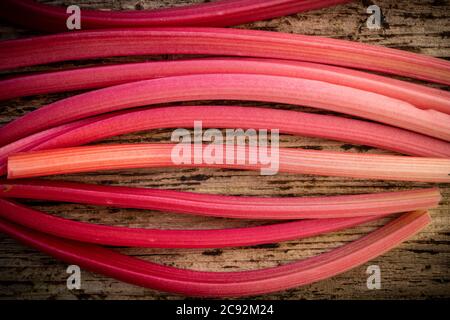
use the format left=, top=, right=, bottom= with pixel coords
left=0, top=0, right=449, bottom=300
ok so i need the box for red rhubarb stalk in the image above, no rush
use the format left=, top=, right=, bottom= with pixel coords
left=0, top=0, right=351, bottom=32
left=1, top=58, right=448, bottom=114
left=0, top=211, right=431, bottom=297
left=1, top=74, right=449, bottom=146
left=0, top=28, right=448, bottom=84
left=0, top=199, right=383, bottom=248
left=0, top=180, right=441, bottom=220
left=7, top=144, right=450, bottom=182
left=36, top=106, right=450, bottom=159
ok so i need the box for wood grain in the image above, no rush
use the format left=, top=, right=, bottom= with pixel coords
left=0, top=0, right=448, bottom=300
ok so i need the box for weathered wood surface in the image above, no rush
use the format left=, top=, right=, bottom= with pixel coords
left=0, top=0, right=449, bottom=300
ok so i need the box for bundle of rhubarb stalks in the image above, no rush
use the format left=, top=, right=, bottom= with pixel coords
left=0, top=0, right=449, bottom=298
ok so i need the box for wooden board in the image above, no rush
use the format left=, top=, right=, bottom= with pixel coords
left=0, top=0, right=449, bottom=300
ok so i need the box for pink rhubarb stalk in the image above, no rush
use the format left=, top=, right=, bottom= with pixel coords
left=0, top=180, right=441, bottom=220
left=0, top=28, right=449, bottom=84
left=1, top=74, right=449, bottom=147
left=35, top=106, right=450, bottom=159
left=0, top=211, right=431, bottom=297
left=7, top=144, right=450, bottom=182
left=1, top=58, right=448, bottom=114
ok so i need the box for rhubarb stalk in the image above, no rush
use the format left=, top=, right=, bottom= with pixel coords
left=7, top=144, right=450, bottom=182
left=0, top=180, right=441, bottom=219
left=1, top=58, right=448, bottom=114
left=35, top=106, right=450, bottom=159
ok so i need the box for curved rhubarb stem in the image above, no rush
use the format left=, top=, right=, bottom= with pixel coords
left=0, top=211, right=431, bottom=297
left=7, top=144, right=450, bottom=182
left=35, top=106, right=450, bottom=159
left=2, top=58, right=448, bottom=114
left=3, top=106, right=449, bottom=177
left=0, top=28, right=448, bottom=85
left=0, top=180, right=440, bottom=220
left=1, top=74, right=449, bottom=147
left=0, top=199, right=382, bottom=248
left=0, top=0, right=351, bottom=31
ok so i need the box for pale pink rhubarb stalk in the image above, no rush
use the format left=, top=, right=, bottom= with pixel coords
left=35, top=106, right=450, bottom=159
left=0, top=198, right=383, bottom=248
left=0, top=28, right=448, bottom=84
left=7, top=144, right=450, bottom=182
left=0, top=211, right=431, bottom=297
left=0, top=180, right=441, bottom=220
left=1, top=59, right=449, bottom=114
left=0, top=0, right=351, bottom=32
left=1, top=74, right=449, bottom=146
